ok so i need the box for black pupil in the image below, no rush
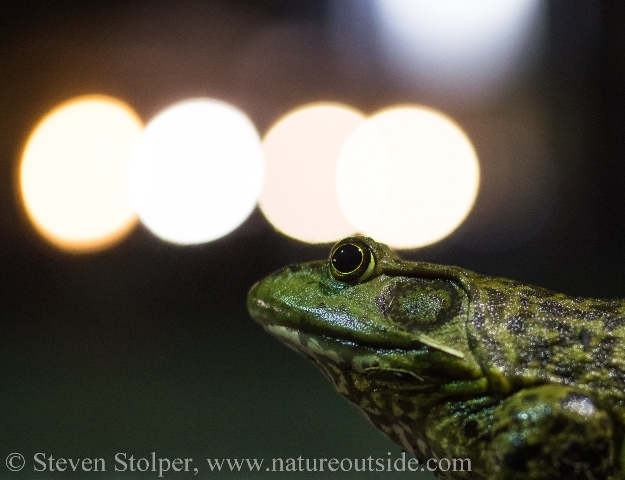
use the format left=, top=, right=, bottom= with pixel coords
left=332, top=244, right=363, bottom=273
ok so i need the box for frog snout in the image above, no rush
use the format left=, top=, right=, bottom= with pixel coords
left=247, top=280, right=266, bottom=324
left=247, top=274, right=282, bottom=326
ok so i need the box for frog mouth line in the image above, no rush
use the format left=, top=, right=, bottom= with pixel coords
left=264, top=324, right=429, bottom=360
left=264, top=322, right=422, bottom=353
left=264, top=321, right=465, bottom=359
left=267, top=324, right=365, bottom=349
left=265, top=324, right=414, bottom=373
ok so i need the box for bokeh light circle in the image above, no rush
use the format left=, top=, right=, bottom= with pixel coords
left=19, top=95, right=142, bottom=252
left=338, top=105, right=480, bottom=249
left=128, top=98, right=264, bottom=245
left=336, top=121, right=392, bottom=232
left=375, top=0, right=545, bottom=104
left=260, top=103, right=365, bottom=243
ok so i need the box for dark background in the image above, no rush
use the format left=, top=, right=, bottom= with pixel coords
left=0, top=1, right=623, bottom=478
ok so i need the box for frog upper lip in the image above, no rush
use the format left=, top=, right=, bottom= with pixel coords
left=265, top=324, right=401, bottom=352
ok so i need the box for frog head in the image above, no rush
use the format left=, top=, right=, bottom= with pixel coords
left=248, top=237, right=485, bottom=398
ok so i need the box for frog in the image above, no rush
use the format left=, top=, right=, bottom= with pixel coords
left=247, top=236, right=625, bottom=479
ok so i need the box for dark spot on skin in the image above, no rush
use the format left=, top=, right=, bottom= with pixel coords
left=559, top=440, right=613, bottom=479
left=395, top=398, right=413, bottom=413
left=503, top=441, right=543, bottom=472
left=316, top=302, right=327, bottom=308
left=462, top=419, right=479, bottom=438
left=471, top=314, right=485, bottom=330
left=372, top=361, right=379, bottom=367
left=485, top=287, right=506, bottom=302
left=485, top=287, right=506, bottom=317
left=595, top=441, right=608, bottom=452
left=543, top=318, right=575, bottom=339
left=549, top=416, right=568, bottom=435
left=520, top=297, right=531, bottom=308
left=580, top=328, right=591, bottom=351
left=481, top=336, right=509, bottom=367
left=560, top=442, right=596, bottom=469
left=375, top=295, right=388, bottom=317
left=520, top=335, right=552, bottom=366
left=522, top=393, right=538, bottom=404
left=505, top=316, right=526, bottom=334
left=539, top=300, right=571, bottom=317
left=572, top=309, right=603, bottom=321
left=593, top=337, right=616, bottom=368
left=604, top=316, right=625, bottom=331
left=554, top=362, right=574, bottom=377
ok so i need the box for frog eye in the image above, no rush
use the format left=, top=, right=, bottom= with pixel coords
left=329, top=237, right=374, bottom=283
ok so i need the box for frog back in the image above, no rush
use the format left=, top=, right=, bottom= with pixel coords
left=464, top=275, right=625, bottom=423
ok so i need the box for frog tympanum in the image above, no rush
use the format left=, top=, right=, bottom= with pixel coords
left=247, top=236, right=625, bottom=479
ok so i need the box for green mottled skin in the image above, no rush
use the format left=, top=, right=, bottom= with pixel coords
left=247, top=237, right=625, bottom=479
